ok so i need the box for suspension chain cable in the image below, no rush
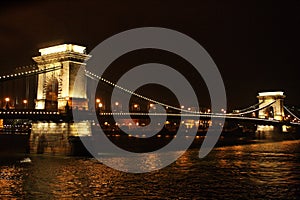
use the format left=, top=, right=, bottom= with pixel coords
left=284, top=106, right=300, bottom=121
left=85, top=70, right=201, bottom=114
left=227, top=100, right=276, bottom=116
left=233, top=101, right=265, bottom=113
left=85, top=69, right=277, bottom=117
left=0, top=65, right=62, bottom=82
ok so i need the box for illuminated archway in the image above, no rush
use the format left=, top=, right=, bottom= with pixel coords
left=45, top=78, right=58, bottom=110
left=265, top=106, right=274, bottom=119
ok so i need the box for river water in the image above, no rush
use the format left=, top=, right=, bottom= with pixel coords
left=0, top=140, right=299, bottom=199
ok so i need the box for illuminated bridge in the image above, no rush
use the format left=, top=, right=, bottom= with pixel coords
left=0, top=44, right=299, bottom=137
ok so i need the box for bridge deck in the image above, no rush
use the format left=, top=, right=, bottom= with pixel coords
left=0, top=110, right=299, bottom=127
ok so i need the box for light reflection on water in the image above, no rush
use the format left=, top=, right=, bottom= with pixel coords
left=96, top=151, right=185, bottom=173
left=0, top=140, right=299, bottom=199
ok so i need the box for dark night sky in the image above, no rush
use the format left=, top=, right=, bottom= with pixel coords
left=0, top=0, right=299, bottom=110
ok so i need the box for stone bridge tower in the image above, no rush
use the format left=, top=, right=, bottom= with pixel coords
left=33, top=44, right=90, bottom=111
left=256, top=91, right=286, bottom=134
left=257, top=91, right=285, bottom=121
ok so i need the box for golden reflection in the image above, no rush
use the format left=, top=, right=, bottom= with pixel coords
left=99, top=156, right=128, bottom=171
left=47, top=158, right=120, bottom=198
left=0, top=166, right=24, bottom=198
left=174, top=150, right=195, bottom=173
left=216, top=145, right=247, bottom=168
left=142, top=153, right=162, bottom=172
left=217, top=159, right=228, bottom=168
left=0, top=140, right=298, bottom=198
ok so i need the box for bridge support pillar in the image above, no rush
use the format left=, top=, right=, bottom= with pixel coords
left=33, top=44, right=91, bottom=112
left=30, top=121, right=92, bottom=155
left=256, top=91, right=285, bottom=133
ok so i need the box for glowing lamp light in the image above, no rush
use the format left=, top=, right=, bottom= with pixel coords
left=134, top=104, right=138, bottom=108
left=96, top=98, right=101, bottom=103
left=115, top=102, right=119, bottom=106
left=5, top=97, right=10, bottom=102
left=23, top=99, right=28, bottom=104
left=39, top=44, right=86, bottom=55
left=258, top=91, right=284, bottom=97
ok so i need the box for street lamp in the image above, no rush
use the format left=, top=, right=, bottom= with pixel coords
left=149, top=103, right=156, bottom=110
left=23, top=99, right=28, bottom=109
left=114, top=101, right=121, bottom=112
left=95, top=98, right=102, bottom=112
left=5, top=97, right=10, bottom=110
left=133, top=103, right=140, bottom=111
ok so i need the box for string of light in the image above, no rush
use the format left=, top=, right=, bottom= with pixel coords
left=85, top=69, right=201, bottom=114
left=234, top=101, right=265, bottom=113
left=0, top=65, right=61, bottom=82
left=227, top=100, right=276, bottom=116
left=284, top=106, right=300, bottom=121
left=85, top=69, right=276, bottom=117
left=0, top=65, right=286, bottom=119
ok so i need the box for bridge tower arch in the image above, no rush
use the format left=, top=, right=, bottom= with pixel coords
left=33, top=44, right=91, bottom=111
left=256, top=91, right=286, bottom=134
left=257, top=91, right=285, bottom=121
left=45, top=76, right=59, bottom=111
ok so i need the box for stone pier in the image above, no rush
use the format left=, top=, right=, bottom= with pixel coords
left=30, top=121, right=91, bottom=155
